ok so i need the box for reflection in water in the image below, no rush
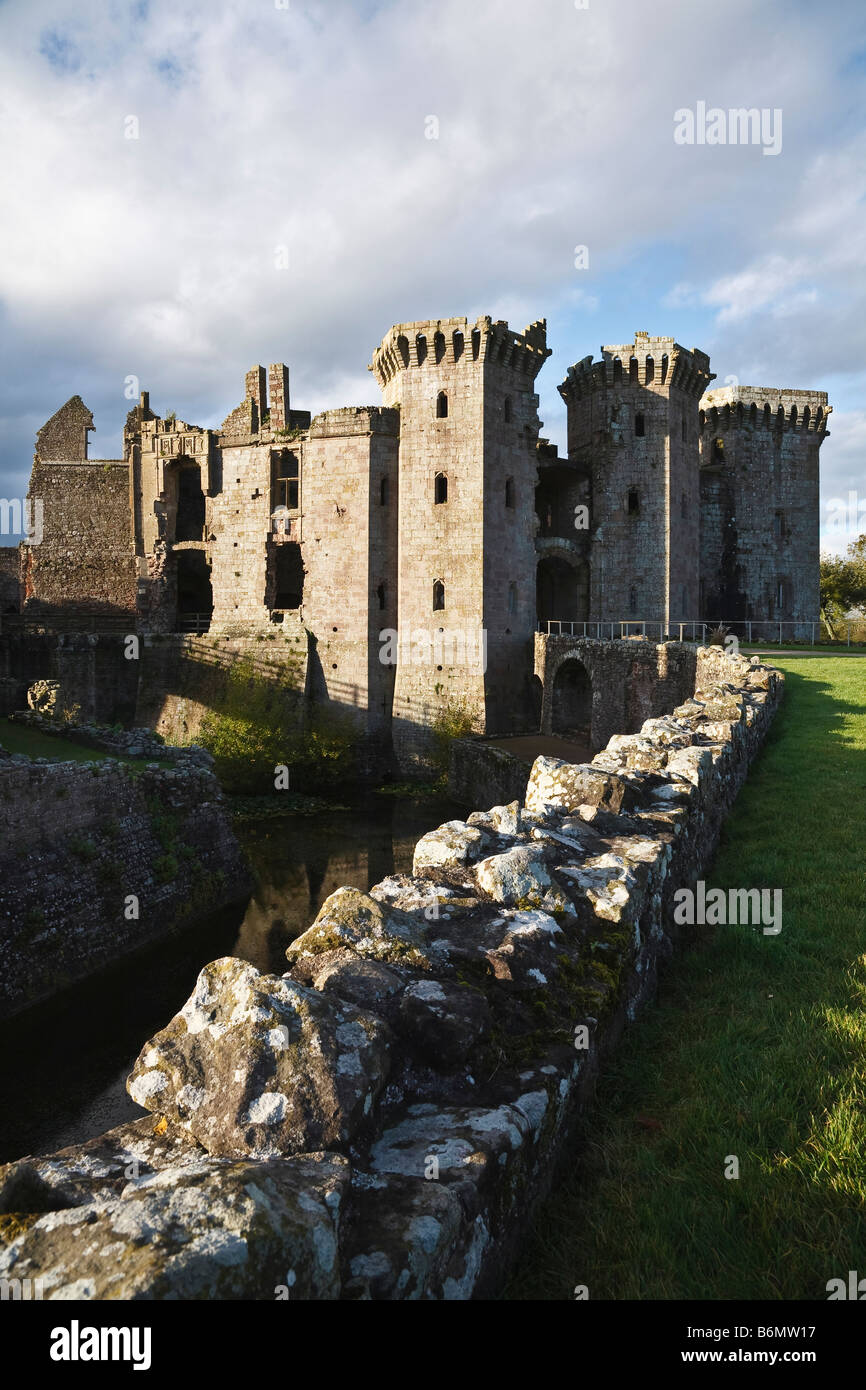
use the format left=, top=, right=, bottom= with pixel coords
left=0, top=793, right=466, bottom=1163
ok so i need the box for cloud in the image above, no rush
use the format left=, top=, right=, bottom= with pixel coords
left=0, top=0, right=864, bottom=548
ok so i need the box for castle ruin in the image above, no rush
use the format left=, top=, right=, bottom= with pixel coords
left=2, top=314, right=831, bottom=768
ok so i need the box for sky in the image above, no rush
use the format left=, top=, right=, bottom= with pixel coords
left=0, top=0, right=863, bottom=551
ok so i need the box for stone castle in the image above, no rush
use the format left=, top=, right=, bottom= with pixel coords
left=3, top=315, right=830, bottom=763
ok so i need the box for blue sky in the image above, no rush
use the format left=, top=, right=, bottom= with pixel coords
left=0, top=0, right=863, bottom=550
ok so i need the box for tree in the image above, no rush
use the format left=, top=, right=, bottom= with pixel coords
left=820, top=535, right=866, bottom=638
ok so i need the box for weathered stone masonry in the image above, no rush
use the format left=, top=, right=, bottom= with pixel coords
left=0, top=646, right=782, bottom=1299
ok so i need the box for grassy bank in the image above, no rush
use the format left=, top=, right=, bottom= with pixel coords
left=508, top=657, right=866, bottom=1300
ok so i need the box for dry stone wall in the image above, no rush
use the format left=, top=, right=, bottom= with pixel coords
left=0, top=647, right=782, bottom=1299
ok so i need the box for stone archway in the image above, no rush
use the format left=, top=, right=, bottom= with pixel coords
left=551, top=657, right=592, bottom=740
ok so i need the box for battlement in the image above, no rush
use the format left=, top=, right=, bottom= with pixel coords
left=307, top=405, right=401, bottom=438
left=368, top=314, right=551, bottom=387
left=700, top=386, right=831, bottom=435
left=559, top=334, right=714, bottom=403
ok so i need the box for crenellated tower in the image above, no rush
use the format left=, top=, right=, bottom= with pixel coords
left=559, top=332, right=714, bottom=630
left=370, top=315, right=550, bottom=765
left=698, top=385, right=831, bottom=634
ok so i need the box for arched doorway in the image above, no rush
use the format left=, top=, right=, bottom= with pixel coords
left=175, top=551, right=213, bottom=630
left=551, top=658, right=592, bottom=740
left=536, top=556, right=588, bottom=626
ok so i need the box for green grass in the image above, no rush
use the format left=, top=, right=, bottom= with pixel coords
left=0, top=719, right=170, bottom=770
left=507, top=658, right=866, bottom=1301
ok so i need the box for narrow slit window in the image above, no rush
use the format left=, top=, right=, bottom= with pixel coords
left=434, top=472, right=448, bottom=504
left=634, top=412, right=645, bottom=438
left=436, top=391, right=448, bottom=418
left=433, top=579, right=445, bottom=611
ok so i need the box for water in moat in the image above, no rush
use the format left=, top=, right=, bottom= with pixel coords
left=0, top=791, right=467, bottom=1165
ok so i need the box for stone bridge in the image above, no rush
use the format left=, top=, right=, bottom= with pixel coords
left=533, top=633, right=700, bottom=752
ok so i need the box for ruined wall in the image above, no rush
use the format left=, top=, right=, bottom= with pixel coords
left=699, top=386, right=830, bottom=634
left=0, top=548, right=20, bottom=613
left=133, top=628, right=308, bottom=745
left=0, top=756, right=250, bottom=1021
left=0, top=647, right=782, bottom=1299
left=300, top=407, right=399, bottom=757
left=22, top=462, right=137, bottom=620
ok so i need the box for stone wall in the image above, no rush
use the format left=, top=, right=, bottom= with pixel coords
left=22, top=462, right=137, bottom=620
left=0, top=646, right=783, bottom=1299
left=0, top=548, right=19, bottom=613
left=0, top=754, right=250, bottom=1021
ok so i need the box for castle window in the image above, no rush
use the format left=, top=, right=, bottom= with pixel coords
left=272, top=450, right=299, bottom=511
left=627, top=487, right=640, bottom=515
left=504, top=396, right=512, bottom=422
left=453, top=331, right=464, bottom=361
left=436, top=391, right=448, bottom=419
left=629, top=357, right=638, bottom=383
left=660, top=353, right=669, bottom=383
left=397, top=335, right=410, bottom=368
left=471, top=328, right=481, bottom=360
left=645, top=357, right=655, bottom=384
left=629, top=585, right=638, bottom=614
left=634, top=412, right=645, bottom=438
left=380, top=476, right=389, bottom=506
left=682, top=416, right=687, bottom=441
left=613, top=357, right=623, bottom=383
left=416, top=334, right=428, bottom=366
left=508, top=581, right=518, bottom=614
left=433, top=579, right=445, bottom=611
left=774, top=512, right=786, bottom=540
left=434, top=331, right=446, bottom=364
left=377, top=582, right=386, bottom=610
left=505, top=477, right=515, bottom=508
left=681, top=491, right=687, bottom=518
left=434, top=472, right=448, bottom=504
left=713, top=437, right=725, bottom=463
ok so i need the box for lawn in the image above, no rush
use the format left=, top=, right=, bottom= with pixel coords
left=507, top=657, right=866, bottom=1301
left=0, top=719, right=169, bottom=769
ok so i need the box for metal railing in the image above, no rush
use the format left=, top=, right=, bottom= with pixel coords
left=539, top=619, right=855, bottom=646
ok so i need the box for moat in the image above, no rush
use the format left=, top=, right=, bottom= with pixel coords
left=0, top=790, right=466, bottom=1164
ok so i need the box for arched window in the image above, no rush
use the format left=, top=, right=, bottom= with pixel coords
left=505, top=477, right=515, bottom=509
left=377, top=582, right=386, bottom=610
left=645, top=357, right=655, bottom=384
left=434, top=472, right=448, bottom=504
left=629, top=357, right=639, bottom=382
left=660, top=353, right=669, bottom=383
left=629, top=585, right=638, bottom=614
left=504, top=396, right=512, bottom=422
left=433, top=579, right=445, bottom=611
left=436, top=391, right=448, bottom=418
left=453, top=331, right=464, bottom=361
left=628, top=487, right=640, bottom=515
left=416, top=334, right=427, bottom=366
left=613, top=357, right=623, bottom=384
left=508, top=581, right=518, bottom=614
left=380, top=476, right=389, bottom=506
left=634, top=412, right=645, bottom=438
left=433, top=331, right=446, bottom=364
left=471, top=327, right=481, bottom=360
left=713, top=437, right=725, bottom=463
